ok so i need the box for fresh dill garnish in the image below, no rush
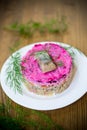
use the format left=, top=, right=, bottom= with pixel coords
left=4, top=16, right=68, bottom=37
left=0, top=101, right=64, bottom=130
left=63, top=45, right=75, bottom=59
left=6, top=52, right=24, bottom=94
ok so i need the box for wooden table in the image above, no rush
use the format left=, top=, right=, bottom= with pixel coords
left=0, top=0, right=87, bottom=130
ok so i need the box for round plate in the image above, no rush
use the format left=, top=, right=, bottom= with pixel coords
left=0, top=41, right=87, bottom=110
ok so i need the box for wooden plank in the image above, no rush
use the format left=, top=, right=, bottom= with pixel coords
left=0, top=0, right=87, bottom=130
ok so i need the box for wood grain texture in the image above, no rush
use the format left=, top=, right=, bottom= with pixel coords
left=0, top=0, right=87, bottom=130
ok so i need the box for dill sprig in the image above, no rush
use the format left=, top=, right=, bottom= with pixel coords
left=63, top=45, right=75, bottom=59
left=0, top=98, right=64, bottom=130
left=6, top=52, right=23, bottom=94
left=4, top=16, right=68, bottom=37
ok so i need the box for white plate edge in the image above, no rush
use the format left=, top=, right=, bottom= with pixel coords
left=0, top=41, right=87, bottom=110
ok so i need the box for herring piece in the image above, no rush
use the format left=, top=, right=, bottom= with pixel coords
left=35, top=51, right=56, bottom=73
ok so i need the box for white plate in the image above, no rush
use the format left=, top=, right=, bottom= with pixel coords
left=0, top=41, right=87, bottom=110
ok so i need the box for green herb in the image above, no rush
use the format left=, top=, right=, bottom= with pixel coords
left=35, top=51, right=48, bottom=56
left=4, top=16, right=68, bottom=37
left=0, top=100, right=64, bottom=130
left=6, top=52, right=23, bottom=94
left=0, top=116, right=24, bottom=130
left=63, top=45, right=75, bottom=59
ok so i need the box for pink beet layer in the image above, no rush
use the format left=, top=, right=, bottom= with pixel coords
left=21, top=43, right=73, bottom=86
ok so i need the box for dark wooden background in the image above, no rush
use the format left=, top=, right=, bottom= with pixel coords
left=0, top=0, right=87, bottom=130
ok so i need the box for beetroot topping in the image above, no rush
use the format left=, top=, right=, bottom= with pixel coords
left=21, top=43, right=72, bottom=86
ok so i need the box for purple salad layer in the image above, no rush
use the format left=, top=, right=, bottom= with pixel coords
left=21, top=43, right=72, bottom=86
